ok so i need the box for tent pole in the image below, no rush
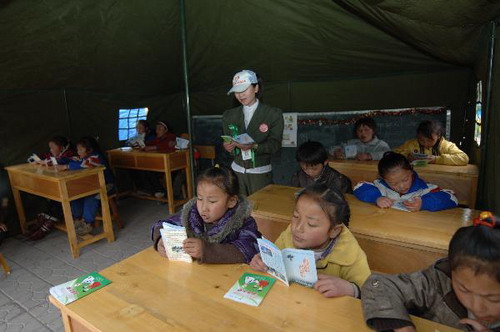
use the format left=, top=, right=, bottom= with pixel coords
left=478, top=21, right=496, bottom=210
left=179, top=0, right=196, bottom=195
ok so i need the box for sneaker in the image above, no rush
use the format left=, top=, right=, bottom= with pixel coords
left=27, top=217, right=56, bottom=241
left=154, top=192, right=165, bottom=199
left=76, top=222, right=93, bottom=236
left=73, top=218, right=86, bottom=230
left=28, top=213, right=50, bottom=233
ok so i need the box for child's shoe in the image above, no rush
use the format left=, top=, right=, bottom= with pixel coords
left=76, top=222, right=93, bottom=236
left=154, top=192, right=165, bottom=199
left=27, top=217, right=57, bottom=241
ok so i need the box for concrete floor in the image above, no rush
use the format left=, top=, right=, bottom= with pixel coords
left=0, top=198, right=170, bottom=332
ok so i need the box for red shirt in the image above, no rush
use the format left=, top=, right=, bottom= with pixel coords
left=145, top=132, right=176, bottom=152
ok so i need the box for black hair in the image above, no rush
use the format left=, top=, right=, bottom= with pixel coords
left=76, top=136, right=101, bottom=154
left=354, top=117, right=377, bottom=137
left=197, top=165, right=239, bottom=197
left=449, top=220, right=500, bottom=282
left=296, top=141, right=328, bottom=165
left=417, top=120, right=444, bottom=156
left=296, top=183, right=350, bottom=227
left=49, top=135, right=70, bottom=148
left=137, top=120, right=151, bottom=134
left=378, top=152, right=413, bottom=179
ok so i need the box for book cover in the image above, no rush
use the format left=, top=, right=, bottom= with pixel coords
left=161, top=222, right=192, bottom=262
left=220, top=133, right=255, bottom=145
left=391, top=200, right=412, bottom=212
left=224, top=273, right=275, bottom=307
left=49, top=272, right=111, bottom=305
left=257, top=238, right=317, bottom=287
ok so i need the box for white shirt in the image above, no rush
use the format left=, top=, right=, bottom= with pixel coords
left=243, top=99, right=259, bottom=129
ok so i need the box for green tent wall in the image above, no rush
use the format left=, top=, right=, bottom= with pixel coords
left=0, top=0, right=499, bottom=220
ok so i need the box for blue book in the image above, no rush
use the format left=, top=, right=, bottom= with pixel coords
left=257, top=238, right=317, bottom=287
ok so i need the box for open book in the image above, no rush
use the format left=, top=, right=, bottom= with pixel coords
left=224, top=272, right=275, bottom=307
left=257, top=238, right=317, bottom=287
left=221, top=133, right=255, bottom=145
left=391, top=200, right=412, bottom=212
left=49, top=272, right=111, bottom=305
left=175, top=137, right=190, bottom=150
left=160, top=222, right=192, bottom=262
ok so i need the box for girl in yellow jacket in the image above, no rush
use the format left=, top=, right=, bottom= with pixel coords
left=394, top=120, right=469, bottom=166
left=250, top=183, right=370, bottom=298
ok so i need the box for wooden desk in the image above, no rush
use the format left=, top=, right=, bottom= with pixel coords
left=5, top=164, right=114, bottom=258
left=49, top=247, right=459, bottom=332
left=249, top=185, right=478, bottom=274
left=329, top=160, right=479, bottom=208
left=107, top=148, right=193, bottom=214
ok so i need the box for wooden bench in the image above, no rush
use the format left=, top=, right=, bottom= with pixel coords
left=249, top=184, right=479, bottom=274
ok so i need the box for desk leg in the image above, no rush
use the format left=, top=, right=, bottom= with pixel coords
left=164, top=169, right=175, bottom=214
left=59, top=182, right=80, bottom=258
left=98, top=172, right=115, bottom=243
left=10, top=187, right=27, bottom=234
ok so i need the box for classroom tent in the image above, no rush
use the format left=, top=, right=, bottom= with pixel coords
left=0, top=0, right=499, bottom=225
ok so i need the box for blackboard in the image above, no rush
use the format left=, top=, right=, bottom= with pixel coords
left=192, top=108, right=448, bottom=185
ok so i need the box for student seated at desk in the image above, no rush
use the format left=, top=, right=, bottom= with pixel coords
left=127, top=120, right=155, bottom=149
left=151, top=166, right=261, bottom=264
left=61, top=137, right=114, bottom=236
left=139, top=120, right=180, bottom=198
left=291, top=141, right=352, bottom=194
left=250, top=184, right=370, bottom=298
left=394, top=120, right=469, bottom=166
left=28, top=136, right=77, bottom=240
left=143, top=120, right=176, bottom=152
left=362, top=212, right=500, bottom=332
left=333, top=117, right=390, bottom=161
left=354, top=152, right=458, bottom=212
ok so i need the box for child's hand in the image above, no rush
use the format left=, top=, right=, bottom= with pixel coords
left=459, top=318, right=492, bottom=331
left=0, top=223, right=7, bottom=232
left=403, top=197, right=422, bottom=211
left=235, top=142, right=253, bottom=151
left=394, top=327, right=417, bottom=332
left=157, top=239, right=168, bottom=258
left=376, top=197, right=394, bottom=208
left=427, top=155, right=437, bottom=164
left=333, top=148, right=345, bottom=159
left=313, top=274, right=354, bottom=298
left=223, top=142, right=236, bottom=153
left=355, top=153, right=372, bottom=161
left=183, top=238, right=203, bottom=259
left=249, top=253, right=267, bottom=272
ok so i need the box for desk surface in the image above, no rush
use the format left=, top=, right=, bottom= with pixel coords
left=329, top=160, right=479, bottom=176
left=250, top=185, right=476, bottom=251
left=5, top=163, right=105, bottom=181
left=50, top=248, right=459, bottom=332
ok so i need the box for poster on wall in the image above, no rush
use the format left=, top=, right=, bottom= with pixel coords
left=282, top=113, right=297, bottom=147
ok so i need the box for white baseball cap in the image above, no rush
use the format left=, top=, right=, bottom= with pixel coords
left=227, top=70, right=258, bottom=95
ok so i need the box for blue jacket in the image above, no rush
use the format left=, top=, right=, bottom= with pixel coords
left=68, top=152, right=115, bottom=186
left=353, top=171, right=457, bottom=212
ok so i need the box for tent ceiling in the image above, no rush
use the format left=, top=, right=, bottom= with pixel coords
left=0, top=0, right=498, bottom=95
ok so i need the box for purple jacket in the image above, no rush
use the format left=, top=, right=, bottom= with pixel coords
left=151, top=196, right=261, bottom=263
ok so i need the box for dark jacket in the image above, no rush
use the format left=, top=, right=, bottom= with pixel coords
left=222, top=102, right=284, bottom=169
left=362, top=258, right=500, bottom=331
left=291, top=165, right=352, bottom=194
left=145, top=132, right=176, bottom=152
left=151, top=196, right=261, bottom=264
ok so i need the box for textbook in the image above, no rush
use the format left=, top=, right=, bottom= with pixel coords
left=175, top=137, right=190, bottom=150
left=257, top=238, right=317, bottom=287
left=224, top=273, right=275, bottom=307
left=49, top=272, right=111, bottom=305
left=160, top=222, right=192, bottom=262
left=391, top=200, right=412, bottom=212
left=221, top=133, right=255, bottom=145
